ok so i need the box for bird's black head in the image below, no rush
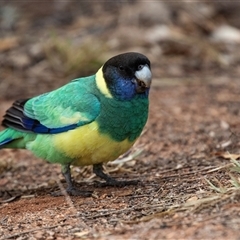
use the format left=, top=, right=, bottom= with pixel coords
left=102, top=52, right=152, bottom=100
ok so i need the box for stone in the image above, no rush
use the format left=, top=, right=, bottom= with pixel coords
left=211, top=25, right=240, bottom=44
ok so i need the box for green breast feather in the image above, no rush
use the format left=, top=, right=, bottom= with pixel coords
left=96, top=93, right=149, bottom=142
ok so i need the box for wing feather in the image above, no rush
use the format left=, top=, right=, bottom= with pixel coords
left=2, top=77, right=101, bottom=134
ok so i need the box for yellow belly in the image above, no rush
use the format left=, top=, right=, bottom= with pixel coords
left=52, top=121, right=135, bottom=166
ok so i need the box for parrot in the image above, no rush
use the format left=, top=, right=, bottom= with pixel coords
left=0, top=52, right=152, bottom=196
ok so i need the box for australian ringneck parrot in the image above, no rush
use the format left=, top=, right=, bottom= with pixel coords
left=0, top=52, right=152, bottom=196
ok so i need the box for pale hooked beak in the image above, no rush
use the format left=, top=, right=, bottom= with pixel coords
left=134, top=65, right=152, bottom=93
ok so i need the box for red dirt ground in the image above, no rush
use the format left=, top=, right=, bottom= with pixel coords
left=1, top=79, right=240, bottom=239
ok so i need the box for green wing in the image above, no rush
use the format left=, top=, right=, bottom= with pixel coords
left=23, top=76, right=100, bottom=132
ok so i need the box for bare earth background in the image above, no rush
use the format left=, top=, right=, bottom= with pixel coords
left=1, top=1, right=240, bottom=239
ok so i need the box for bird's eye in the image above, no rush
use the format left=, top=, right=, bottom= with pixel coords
left=138, top=65, right=144, bottom=70
left=119, top=66, right=124, bottom=71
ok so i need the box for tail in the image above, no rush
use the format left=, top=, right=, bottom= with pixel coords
left=0, top=138, right=14, bottom=147
left=0, top=128, right=26, bottom=149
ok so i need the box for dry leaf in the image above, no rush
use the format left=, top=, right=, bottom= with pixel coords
left=214, top=152, right=240, bottom=160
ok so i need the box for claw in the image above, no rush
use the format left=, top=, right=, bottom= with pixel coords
left=93, top=163, right=140, bottom=187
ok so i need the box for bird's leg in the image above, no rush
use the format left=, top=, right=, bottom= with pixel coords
left=52, top=164, right=92, bottom=197
left=93, top=163, right=139, bottom=187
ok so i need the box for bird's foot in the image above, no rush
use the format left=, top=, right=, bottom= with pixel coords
left=51, top=187, right=92, bottom=197
left=93, top=163, right=140, bottom=188
left=57, top=164, right=92, bottom=197
left=95, top=179, right=140, bottom=188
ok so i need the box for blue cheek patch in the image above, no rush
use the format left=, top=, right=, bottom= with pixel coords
left=115, top=79, right=136, bottom=101
left=108, top=69, right=150, bottom=101
left=108, top=71, right=136, bottom=101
